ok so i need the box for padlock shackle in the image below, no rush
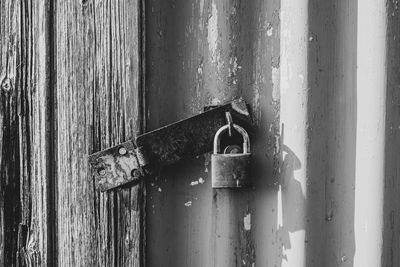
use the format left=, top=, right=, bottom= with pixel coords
left=213, top=124, right=250, bottom=154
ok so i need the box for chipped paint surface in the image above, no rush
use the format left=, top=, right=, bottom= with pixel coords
left=190, top=181, right=200, bottom=186
left=267, top=25, right=273, bottom=36
left=272, top=67, right=280, bottom=101
left=207, top=1, right=219, bottom=63
left=190, top=177, right=205, bottom=186
left=244, top=213, right=251, bottom=231
left=146, top=0, right=279, bottom=266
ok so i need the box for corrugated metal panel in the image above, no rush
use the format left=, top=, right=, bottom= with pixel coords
left=146, top=0, right=400, bottom=266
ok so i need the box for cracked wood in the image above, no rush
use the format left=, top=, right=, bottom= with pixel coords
left=55, top=0, right=145, bottom=266
left=0, top=0, right=54, bottom=266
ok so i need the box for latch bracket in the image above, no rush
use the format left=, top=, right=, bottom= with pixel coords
left=89, top=98, right=252, bottom=191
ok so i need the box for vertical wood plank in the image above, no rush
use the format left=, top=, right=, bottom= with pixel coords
left=0, top=0, right=53, bottom=266
left=0, top=2, right=20, bottom=265
left=55, top=0, right=144, bottom=266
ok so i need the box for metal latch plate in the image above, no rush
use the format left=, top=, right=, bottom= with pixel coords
left=89, top=98, right=252, bottom=191
left=89, top=141, right=143, bottom=191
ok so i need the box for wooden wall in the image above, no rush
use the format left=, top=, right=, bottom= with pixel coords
left=1, top=0, right=145, bottom=266
left=0, top=1, right=53, bottom=265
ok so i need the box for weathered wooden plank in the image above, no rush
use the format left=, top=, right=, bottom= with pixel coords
left=0, top=0, right=53, bottom=266
left=55, top=0, right=144, bottom=266
left=0, top=2, right=20, bottom=265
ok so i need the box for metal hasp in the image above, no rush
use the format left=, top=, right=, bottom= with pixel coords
left=89, top=98, right=252, bottom=191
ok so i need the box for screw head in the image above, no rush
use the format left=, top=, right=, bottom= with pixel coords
left=131, top=169, right=141, bottom=178
left=118, top=147, right=127, bottom=155
left=98, top=167, right=106, bottom=176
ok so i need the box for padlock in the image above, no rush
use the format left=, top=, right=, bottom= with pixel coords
left=211, top=123, right=251, bottom=188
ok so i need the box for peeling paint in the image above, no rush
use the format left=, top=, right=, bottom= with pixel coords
left=190, top=177, right=205, bottom=186
left=228, top=56, right=241, bottom=85
left=267, top=24, right=273, bottom=37
left=190, top=181, right=199, bottom=186
left=272, top=67, right=280, bottom=101
left=207, top=1, right=219, bottom=63
left=244, top=213, right=251, bottom=231
left=197, top=64, right=203, bottom=75
left=146, top=0, right=280, bottom=265
left=252, top=87, right=261, bottom=125
left=210, top=97, right=222, bottom=105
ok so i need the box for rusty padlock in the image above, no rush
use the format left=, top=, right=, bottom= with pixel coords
left=211, top=123, right=251, bottom=188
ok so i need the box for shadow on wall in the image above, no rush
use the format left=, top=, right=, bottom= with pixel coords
left=277, top=0, right=357, bottom=266
left=278, top=142, right=306, bottom=262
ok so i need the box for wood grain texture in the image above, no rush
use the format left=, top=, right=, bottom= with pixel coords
left=0, top=0, right=53, bottom=266
left=55, top=0, right=144, bottom=266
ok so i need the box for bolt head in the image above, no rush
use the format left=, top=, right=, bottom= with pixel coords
left=131, top=169, right=141, bottom=178
left=118, top=147, right=127, bottom=155
left=98, top=168, right=106, bottom=176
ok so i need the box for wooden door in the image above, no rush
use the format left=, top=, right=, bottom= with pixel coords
left=1, top=0, right=145, bottom=266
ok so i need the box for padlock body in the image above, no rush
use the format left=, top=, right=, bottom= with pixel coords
left=211, top=153, right=251, bottom=188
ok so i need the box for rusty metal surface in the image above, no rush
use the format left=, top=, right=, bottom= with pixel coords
left=135, top=98, right=252, bottom=166
left=211, top=154, right=251, bottom=188
left=89, top=141, right=144, bottom=191
left=89, top=98, right=252, bottom=191
left=144, top=0, right=280, bottom=265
